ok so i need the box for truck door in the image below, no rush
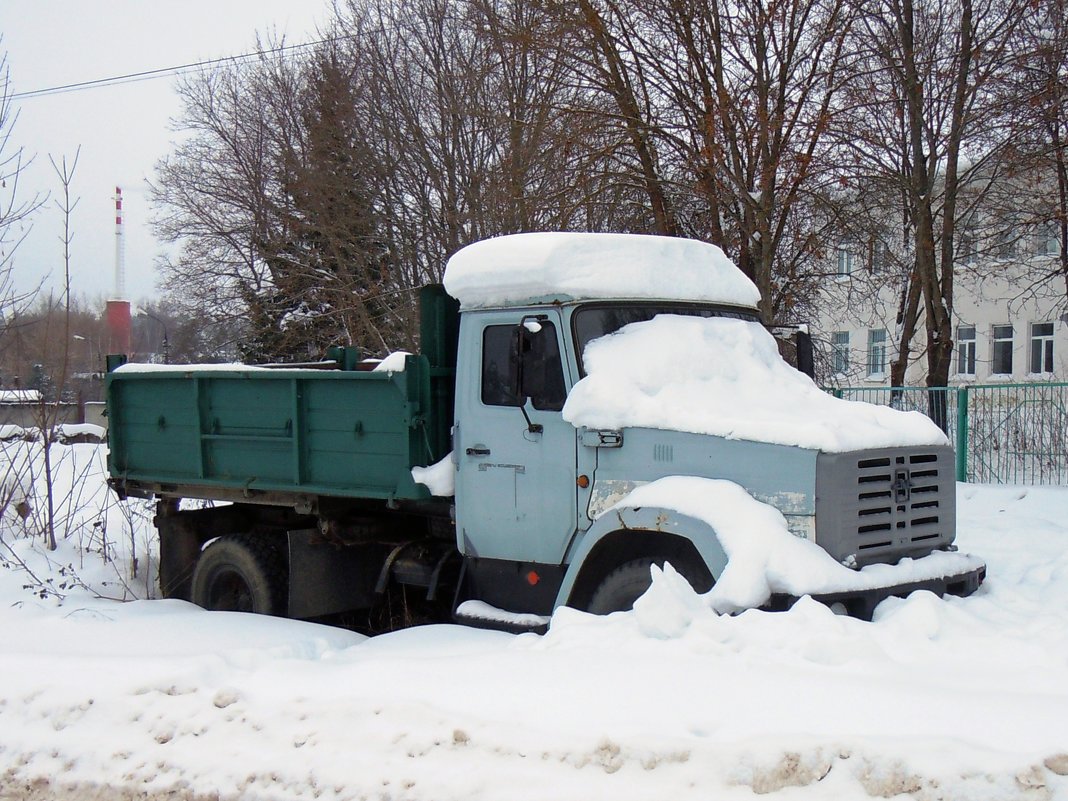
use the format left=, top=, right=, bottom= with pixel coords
left=455, top=310, right=578, bottom=564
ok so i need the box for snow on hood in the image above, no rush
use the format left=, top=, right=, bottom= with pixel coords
left=563, top=314, right=948, bottom=453
left=443, top=232, right=761, bottom=309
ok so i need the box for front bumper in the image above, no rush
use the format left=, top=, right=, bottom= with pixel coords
left=764, top=563, right=987, bottom=621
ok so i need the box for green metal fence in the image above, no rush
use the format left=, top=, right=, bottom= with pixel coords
left=832, top=384, right=1068, bottom=485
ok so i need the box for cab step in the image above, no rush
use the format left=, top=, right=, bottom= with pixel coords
left=453, top=600, right=549, bottom=634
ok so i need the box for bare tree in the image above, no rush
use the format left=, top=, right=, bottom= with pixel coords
left=154, top=29, right=438, bottom=360
left=838, top=0, right=1025, bottom=400
left=153, top=1, right=641, bottom=359
left=0, top=47, right=45, bottom=334
left=570, top=0, right=681, bottom=237
left=1008, top=0, right=1068, bottom=308
left=36, top=150, right=79, bottom=551
left=346, top=0, right=631, bottom=279
left=561, top=0, right=857, bottom=323
left=151, top=55, right=288, bottom=354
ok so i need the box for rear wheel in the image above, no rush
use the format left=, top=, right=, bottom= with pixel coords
left=191, top=533, right=288, bottom=615
left=587, top=556, right=712, bottom=614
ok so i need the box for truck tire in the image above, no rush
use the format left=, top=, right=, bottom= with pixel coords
left=190, top=533, right=288, bottom=615
left=587, top=557, right=712, bottom=614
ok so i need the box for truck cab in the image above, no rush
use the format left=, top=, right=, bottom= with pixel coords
left=443, top=234, right=982, bottom=626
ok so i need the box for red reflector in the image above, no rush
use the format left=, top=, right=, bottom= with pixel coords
left=526, top=571, right=540, bottom=586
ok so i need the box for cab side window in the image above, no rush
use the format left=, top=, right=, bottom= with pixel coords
left=481, top=323, right=567, bottom=411
left=481, top=325, right=521, bottom=407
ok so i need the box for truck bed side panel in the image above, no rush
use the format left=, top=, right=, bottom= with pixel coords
left=107, top=359, right=439, bottom=501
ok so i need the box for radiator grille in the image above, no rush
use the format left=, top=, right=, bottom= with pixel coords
left=853, top=453, right=944, bottom=551
left=815, top=446, right=955, bottom=567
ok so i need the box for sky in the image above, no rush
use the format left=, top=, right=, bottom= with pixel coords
left=2, top=1, right=328, bottom=306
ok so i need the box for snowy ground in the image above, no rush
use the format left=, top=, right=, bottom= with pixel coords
left=1, top=442, right=1067, bottom=800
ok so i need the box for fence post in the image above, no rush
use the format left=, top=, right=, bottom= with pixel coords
left=955, top=386, right=969, bottom=482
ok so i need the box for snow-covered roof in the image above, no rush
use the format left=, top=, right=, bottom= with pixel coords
left=443, top=232, right=761, bottom=310
left=0, top=389, right=42, bottom=404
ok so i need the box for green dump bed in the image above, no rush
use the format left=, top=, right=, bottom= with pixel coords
left=106, top=356, right=451, bottom=503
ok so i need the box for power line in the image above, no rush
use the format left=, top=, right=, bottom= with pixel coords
left=10, top=37, right=336, bottom=101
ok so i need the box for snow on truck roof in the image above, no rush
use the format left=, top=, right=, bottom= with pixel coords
left=442, top=232, right=761, bottom=309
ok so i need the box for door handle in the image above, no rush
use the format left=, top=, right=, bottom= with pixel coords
left=465, top=446, right=491, bottom=456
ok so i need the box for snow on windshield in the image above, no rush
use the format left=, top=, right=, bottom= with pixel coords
left=563, top=314, right=948, bottom=452
left=443, top=232, right=761, bottom=309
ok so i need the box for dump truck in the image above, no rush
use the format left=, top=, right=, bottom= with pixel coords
left=106, top=233, right=984, bottom=631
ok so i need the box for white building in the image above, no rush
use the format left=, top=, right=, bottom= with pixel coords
left=816, top=231, right=1067, bottom=387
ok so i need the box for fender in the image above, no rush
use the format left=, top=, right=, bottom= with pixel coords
left=553, top=505, right=730, bottom=609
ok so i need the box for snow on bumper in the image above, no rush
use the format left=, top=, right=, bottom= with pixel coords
left=766, top=557, right=987, bottom=621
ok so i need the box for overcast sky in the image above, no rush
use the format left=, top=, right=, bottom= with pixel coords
left=2, top=1, right=327, bottom=307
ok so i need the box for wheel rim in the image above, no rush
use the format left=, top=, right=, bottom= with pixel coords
left=206, top=568, right=254, bottom=612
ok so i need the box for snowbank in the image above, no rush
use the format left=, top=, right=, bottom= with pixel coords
left=54, top=423, right=106, bottom=443
left=443, top=232, right=762, bottom=309
left=0, top=424, right=27, bottom=441
left=1, top=445, right=1067, bottom=800
left=564, top=315, right=948, bottom=452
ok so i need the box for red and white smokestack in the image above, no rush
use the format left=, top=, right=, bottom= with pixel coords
left=106, top=186, right=131, bottom=355
left=114, top=186, right=126, bottom=300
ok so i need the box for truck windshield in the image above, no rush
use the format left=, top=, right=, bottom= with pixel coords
left=572, top=302, right=760, bottom=375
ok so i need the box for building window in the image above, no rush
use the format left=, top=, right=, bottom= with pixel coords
left=867, top=329, right=887, bottom=377
left=832, top=331, right=850, bottom=374
left=956, top=325, right=976, bottom=376
left=836, top=243, right=856, bottom=278
left=992, top=324, right=1014, bottom=375
left=1036, top=223, right=1061, bottom=257
left=1030, top=322, right=1055, bottom=374
left=958, top=225, right=978, bottom=265
left=995, top=230, right=1017, bottom=260
left=871, top=239, right=891, bottom=273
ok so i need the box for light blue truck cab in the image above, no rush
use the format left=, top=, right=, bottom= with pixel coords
left=444, top=233, right=983, bottom=628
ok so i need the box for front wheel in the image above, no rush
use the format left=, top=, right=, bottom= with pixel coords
left=587, top=556, right=712, bottom=614
left=190, top=533, right=288, bottom=615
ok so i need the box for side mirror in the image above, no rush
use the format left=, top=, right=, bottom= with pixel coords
left=509, top=317, right=548, bottom=433
left=795, top=330, right=814, bottom=378
left=510, top=316, right=548, bottom=401
left=770, top=324, right=815, bottom=379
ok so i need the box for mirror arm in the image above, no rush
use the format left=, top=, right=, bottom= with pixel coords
left=518, top=403, right=543, bottom=434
